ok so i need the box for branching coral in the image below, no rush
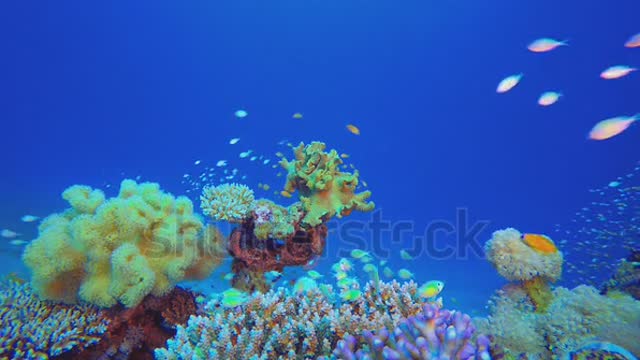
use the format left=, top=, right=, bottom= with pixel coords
left=155, top=280, right=433, bottom=359
left=200, top=183, right=255, bottom=223
left=333, top=304, right=492, bottom=360
left=0, top=280, right=109, bottom=359
left=22, top=179, right=225, bottom=308
left=280, top=142, right=375, bottom=227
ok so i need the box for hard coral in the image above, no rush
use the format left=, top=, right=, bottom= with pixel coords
left=23, top=179, right=224, bottom=308
left=155, top=280, right=431, bottom=360
left=476, top=285, right=640, bottom=358
left=333, top=304, right=492, bottom=360
left=280, top=142, right=374, bottom=227
left=200, top=183, right=255, bottom=223
left=0, top=280, right=109, bottom=360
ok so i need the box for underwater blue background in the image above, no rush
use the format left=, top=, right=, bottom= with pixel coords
left=1, top=0, right=638, bottom=314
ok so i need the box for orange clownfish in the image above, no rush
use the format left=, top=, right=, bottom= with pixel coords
left=520, top=233, right=558, bottom=254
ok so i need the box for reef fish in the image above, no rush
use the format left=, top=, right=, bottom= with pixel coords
left=340, top=289, right=362, bottom=302
left=21, top=215, right=39, bottom=223
left=418, top=280, right=445, bottom=298
left=625, top=33, right=640, bottom=48
left=229, top=138, right=240, bottom=145
left=234, top=110, right=248, bottom=118
left=1, top=229, right=19, bottom=238
left=307, top=270, right=323, bottom=279
left=398, top=269, right=414, bottom=279
left=9, top=240, right=27, bottom=246
left=538, top=91, right=562, bottom=106
left=520, top=233, right=558, bottom=254
left=400, top=250, right=414, bottom=260
left=588, top=115, right=638, bottom=140
left=350, top=249, right=369, bottom=259
left=292, top=113, right=303, bottom=119
left=293, top=277, right=318, bottom=294
left=496, top=74, right=523, bottom=93
left=216, top=160, right=227, bottom=167
left=527, top=38, right=568, bottom=53
left=600, top=65, right=637, bottom=80
left=221, top=288, right=249, bottom=308
left=346, top=124, right=360, bottom=135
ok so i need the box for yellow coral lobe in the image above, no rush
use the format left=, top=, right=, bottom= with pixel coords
left=520, top=233, right=558, bottom=254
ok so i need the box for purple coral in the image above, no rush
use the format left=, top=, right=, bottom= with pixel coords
left=333, top=304, right=492, bottom=360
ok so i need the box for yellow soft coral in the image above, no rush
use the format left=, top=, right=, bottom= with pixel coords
left=22, top=179, right=225, bottom=308
left=280, top=142, right=374, bottom=227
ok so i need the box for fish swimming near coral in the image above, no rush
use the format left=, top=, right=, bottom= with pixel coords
left=1, top=229, right=19, bottom=238
left=418, top=280, right=445, bottom=299
left=520, top=233, right=559, bottom=254
left=21, top=215, right=39, bottom=223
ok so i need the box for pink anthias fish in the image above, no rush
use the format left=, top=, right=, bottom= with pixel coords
left=538, top=91, right=562, bottom=106
left=496, top=73, right=523, bottom=93
left=625, top=33, right=640, bottom=48
left=528, top=38, right=568, bottom=53
left=588, top=114, right=639, bottom=140
left=600, top=65, right=637, bottom=80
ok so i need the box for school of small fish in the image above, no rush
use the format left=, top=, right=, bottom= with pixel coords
left=555, top=163, right=640, bottom=288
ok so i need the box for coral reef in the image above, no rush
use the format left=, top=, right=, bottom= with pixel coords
left=601, top=248, right=640, bottom=300
left=485, top=228, right=563, bottom=312
left=280, top=142, right=375, bottom=227
left=22, top=179, right=225, bottom=308
left=71, top=287, right=200, bottom=360
left=200, top=183, right=255, bottom=223
left=475, top=285, right=640, bottom=358
left=566, top=342, right=639, bottom=360
left=0, top=280, right=109, bottom=359
left=332, top=304, right=492, bottom=360
left=485, top=228, right=562, bottom=283
left=155, top=280, right=433, bottom=359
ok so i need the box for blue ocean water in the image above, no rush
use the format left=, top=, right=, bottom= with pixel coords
left=1, top=0, right=638, bottom=352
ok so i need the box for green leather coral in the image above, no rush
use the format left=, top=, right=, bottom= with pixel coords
left=280, top=142, right=374, bottom=227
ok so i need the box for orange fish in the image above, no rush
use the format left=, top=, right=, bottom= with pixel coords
left=520, top=233, right=558, bottom=254
left=346, top=124, right=360, bottom=135
left=280, top=190, right=292, bottom=198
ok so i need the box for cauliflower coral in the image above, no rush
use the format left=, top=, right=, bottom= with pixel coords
left=485, top=228, right=563, bottom=282
left=200, top=183, right=255, bottom=223
left=22, top=179, right=225, bottom=308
